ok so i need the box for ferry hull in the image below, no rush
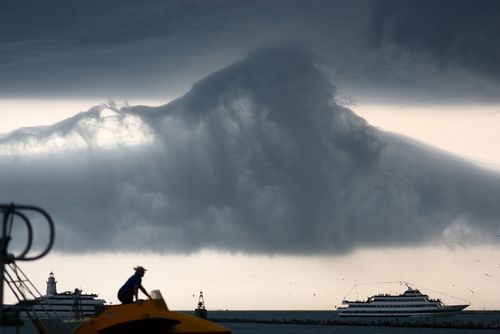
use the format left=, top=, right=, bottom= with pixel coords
left=339, top=304, right=469, bottom=317
left=338, top=286, right=470, bottom=318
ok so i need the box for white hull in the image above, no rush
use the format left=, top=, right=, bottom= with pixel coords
left=339, top=305, right=468, bottom=317
left=21, top=295, right=105, bottom=320
left=18, top=273, right=106, bottom=320
left=338, top=286, right=469, bottom=317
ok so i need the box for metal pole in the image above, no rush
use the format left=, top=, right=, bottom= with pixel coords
left=0, top=203, right=54, bottom=328
left=0, top=206, right=8, bottom=324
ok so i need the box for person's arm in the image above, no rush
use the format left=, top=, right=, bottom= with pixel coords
left=139, top=284, right=151, bottom=299
left=134, top=285, right=139, bottom=301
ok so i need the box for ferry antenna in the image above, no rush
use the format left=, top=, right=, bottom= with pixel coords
left=343, top=281, right=403, bottom=300
left=403, top=281, right=471, bottom=304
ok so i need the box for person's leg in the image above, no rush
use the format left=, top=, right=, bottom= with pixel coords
left=118, top=290, right=133, bottom=304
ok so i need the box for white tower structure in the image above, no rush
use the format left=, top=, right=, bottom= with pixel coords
left=46, top=272, right=57, bottom=295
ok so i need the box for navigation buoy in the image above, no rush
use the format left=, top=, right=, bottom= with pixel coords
left=195, top=291, right=207, bottom=319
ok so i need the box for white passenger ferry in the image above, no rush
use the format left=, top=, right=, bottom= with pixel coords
left=338, top=285, right=469, bottom=317
left=19, top=272, right=106, bottom=320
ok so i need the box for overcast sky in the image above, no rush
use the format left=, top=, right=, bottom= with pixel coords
left=1, top=45, right=499, bottom=255
left=1, top=0, right=500, bottom=253
left=1, top=0, right=500, bottom=103
left=2, top=0, right=500, bottom=309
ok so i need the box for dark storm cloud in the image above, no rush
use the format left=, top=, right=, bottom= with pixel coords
left=4, top=0, right=500, bottom=102
left=369, top=0, right=500, bottom=81
left=0, top=0, right=241, bottom=97
left=0, top=0, right=364, bottom=98
left=1, top=46, right=499, bottom=254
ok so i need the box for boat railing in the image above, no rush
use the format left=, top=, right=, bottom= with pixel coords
left=1, top=203, right=56, bottom=327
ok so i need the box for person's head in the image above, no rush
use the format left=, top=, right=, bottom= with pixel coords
left=134, top=266, right=147, bottom=277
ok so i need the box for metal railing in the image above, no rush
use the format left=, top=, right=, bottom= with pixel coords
left=0, top=203, right=55, bottom=325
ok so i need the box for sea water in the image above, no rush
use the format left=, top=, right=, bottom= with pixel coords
left=4, top=324, right=498, bottom=334
left=207, top=310, right=500, bottom=334
left=221, top=323, right=498, bottom=334
left=4, top=310, right=500, bottom=334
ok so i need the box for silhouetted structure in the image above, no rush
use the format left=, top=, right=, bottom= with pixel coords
left=195, top=291, right=207, bottom=319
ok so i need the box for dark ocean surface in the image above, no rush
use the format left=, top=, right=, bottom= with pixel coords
left=220, top=322, right=499, bottom=334
left=205, top=310, right=500, bottom=334
left=4, top=310, right=500, bottom=334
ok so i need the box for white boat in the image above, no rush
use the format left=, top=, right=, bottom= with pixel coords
left=19, top=272, right=106, bottom=320
left=338, top=285, right=469, bottom=317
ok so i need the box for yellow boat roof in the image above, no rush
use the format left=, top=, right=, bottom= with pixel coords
left=74, top=298, right=231, bottom=334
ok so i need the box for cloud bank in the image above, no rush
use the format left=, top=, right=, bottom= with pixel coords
left=2, top=0, right=500, bottom=103
left=1, top=46, right=500, bottom=254
left=369, top=0, right=500, bottom=81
